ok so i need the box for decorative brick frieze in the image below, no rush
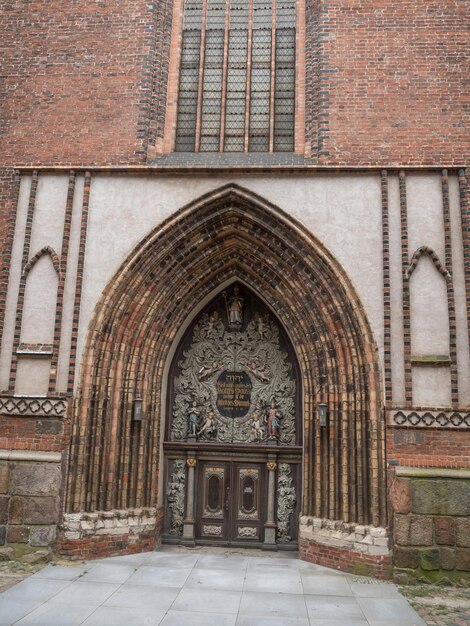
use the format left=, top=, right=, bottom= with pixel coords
left=61, top=508, right=157, bottom=541
left=0, top=396, right=67, bottom=418
left=388, top=410, right=470, bottom=430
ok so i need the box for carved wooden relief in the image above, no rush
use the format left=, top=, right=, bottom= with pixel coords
left=169, top=286, right=298, bottom=445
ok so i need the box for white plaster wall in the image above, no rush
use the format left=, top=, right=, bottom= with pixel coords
left=21, top=256, right=58, bottom=344
left=78, top=173, right=384, bottom=390
left=407, top=173, right=445, bottom=260
left=2, top=171, right=466, bottom=408
left=0, top=176, right=31, bottom=391
left=412, top=367, right=452, bottom=408
left=410, top=256, right=449, bottom=356
left=30, top=175, right=69, bottom=258
left=15, top=357, right=51, bottom=396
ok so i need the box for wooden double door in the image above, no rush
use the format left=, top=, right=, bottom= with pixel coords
left=196, top=460, right=266, bottom=545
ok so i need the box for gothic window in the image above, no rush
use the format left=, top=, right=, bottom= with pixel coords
left=175, top=0, right=296, bottom=153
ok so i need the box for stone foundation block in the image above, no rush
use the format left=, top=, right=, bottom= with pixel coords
left=394, top=514, right=410, bottom=546
left=411, top=479, right=470, bottom=517
left=456, top=518, right=470, bottom=547
left=9, top=463, right=61, bottom=497
left=456, top=548, right=470, bottom=572
left=8, top=496, right=24, bottom=524
left=0, top=525, right=5, bottom=545
left=393, top=547, right=419, bottom=569
left=7, top=525, right=29, bottom=543
left=0, top=463, right=8, bottom=494
left=0, top=496, right=8, bottom=524
left=30, top=526, right=56, bottom=547
left=440, top=547, right=456, bottom=570
left=419, top=548, right=440, bottom=571
left=410, top=516, right=433, bottom=546
left=390, top=477, right=411, bottom=514
left=435, top=517, right=455, bottom=545
left=23, top=497, right=59, bottom=525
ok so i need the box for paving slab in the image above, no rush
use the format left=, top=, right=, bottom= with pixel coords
left=0, top=545, right=426, bottom=626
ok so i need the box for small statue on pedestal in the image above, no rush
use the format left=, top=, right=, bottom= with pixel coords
left=187, top=400, right=200, bottom=439
left=265, top=397, right=282, bottom=440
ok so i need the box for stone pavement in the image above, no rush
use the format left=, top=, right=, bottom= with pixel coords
left=0, top=545, right=425, bottom=626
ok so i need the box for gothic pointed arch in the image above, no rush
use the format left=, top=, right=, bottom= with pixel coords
left=405, top=245, right=451, bottom=283
left=22, top=245, right=62, bottom=279
left=66, top=184, right=386, bottom=528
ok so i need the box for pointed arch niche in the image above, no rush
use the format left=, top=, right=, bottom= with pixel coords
left=64, top=184, right=386, bottom=557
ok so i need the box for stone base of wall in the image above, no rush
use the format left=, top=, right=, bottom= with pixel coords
left=0, top=450, right=62, bottom=559
left=390, top=467, right=470, bottom=584
left=55, top=507, right=164, bottom=560
left=299, top=516, right=392, bottom=579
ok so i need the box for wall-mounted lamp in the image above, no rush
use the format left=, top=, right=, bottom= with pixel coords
left=317, top=402, right=328, bottom=427
left=133, top=398, right=143, bottom=422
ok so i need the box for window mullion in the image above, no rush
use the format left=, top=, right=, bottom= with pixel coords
left=194, top=0, right=209, bottom=152
left=219, top=0, right=231, bottom=151
left=244, top=0, right=255, bottom=153
left=269, top=0, right=276, bottom=152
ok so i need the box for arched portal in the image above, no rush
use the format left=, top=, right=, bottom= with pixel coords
left=164, top=283, right=302, bottom=548
left=64, top=184, right=386, bottom=557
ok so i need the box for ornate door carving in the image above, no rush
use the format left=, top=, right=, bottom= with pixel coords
left=168, top=285, right=299, bottom=446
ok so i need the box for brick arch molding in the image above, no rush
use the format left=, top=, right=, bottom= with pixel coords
left=65, top=184, right=386, bottom=551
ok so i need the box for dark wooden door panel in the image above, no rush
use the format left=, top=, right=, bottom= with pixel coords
left=197, top=461, right=230, bottom=541
left=196, top=460, right=266, bottom=544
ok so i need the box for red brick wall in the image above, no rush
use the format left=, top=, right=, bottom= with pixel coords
left=315, top=0, right=470, bottom=165
left=387, top=428, right=470, bottom=469
left=0, top=0, right=156, bottom=167
left=1, top=1, right=467, bottom=167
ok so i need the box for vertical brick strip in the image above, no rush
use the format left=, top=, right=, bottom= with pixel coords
left=441, top=169, right=459, bottom=405
left=219, top=0, right=231, bottom=151
left=67, top=172, right=91, bottom=394
left=381, top=170, right=392, bottom=405
left=459, top=169, right=470, bottom=350
left=399, top=170, right=412, bottom=406
left=0, top=168, right=21, bottom=347
left=244, top=0, right=255, bottom=152
left=9, top=170, right=39, bottom=392
left=194, top=0, right=209, bottom=152
left=268, top=0, right=277, bottom=152
left=49, top=171, right=76, bottom=392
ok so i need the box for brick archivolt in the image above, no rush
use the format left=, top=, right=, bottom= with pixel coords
left=66, top=184, right=386, bottom=527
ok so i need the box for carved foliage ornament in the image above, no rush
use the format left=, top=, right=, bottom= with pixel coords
left=277, top=463, right=296, bottom=543
left=171, top=293, right=296, bottom=445
left=166, top=460, right=185, bottom=536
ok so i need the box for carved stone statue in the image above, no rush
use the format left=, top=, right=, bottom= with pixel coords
left=247, top=360, right=270, bottom=383
left=198, top=360, right=219, bottom=381
left=198, top=408, right=217, bottom=438
left=223, top=286, right=244, bottom=329
left=251, top=410, right=265, bottom=441
left=187, top=400, right=200, bottom=438
left=265, top=397, right=282, bottom=439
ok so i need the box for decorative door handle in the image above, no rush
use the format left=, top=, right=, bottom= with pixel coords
left=225, top=486, right=230, bottom=510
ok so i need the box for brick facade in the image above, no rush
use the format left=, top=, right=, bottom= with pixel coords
left=1, top=1, right=468, bottom=167
left=0, top=0, right=468, bottom=576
